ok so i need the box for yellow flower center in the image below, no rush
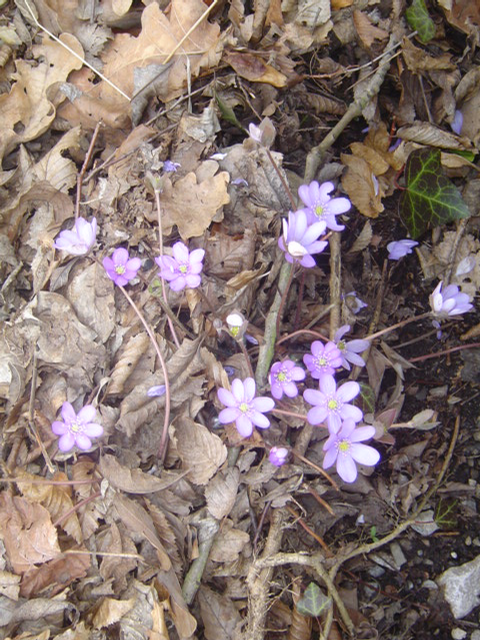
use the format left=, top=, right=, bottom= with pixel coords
left=315, top=204, right=324, bottom=217
left=328, top=399, right=338, bottom=411
left=115, top=265, right=126, bottom=274
left=70, top=420, right=81, bottom=433
left=230, top=326, right=240, bottom=337
left=337, top=340, right=346, bottom=351
left=239, top=402, right=249, bottom=413
left=277, top=372, right=287, bottom=382
left=179, top=264, right=188, bottom=273
left=338, top=440, right=350, bottom=453
left=317, top=357, right=327, bottom=366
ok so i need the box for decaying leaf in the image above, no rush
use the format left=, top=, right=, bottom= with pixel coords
left=205, top=468, right=240, bottom=520
left=92, top=596, right=137, bottom=629
left=99, top=453, right=187, bottom=493
left=20, top=550, right=91, bottom=598
left=198, top=585, right=243, bottom=640
left=172, top=417, right=227, bottom=485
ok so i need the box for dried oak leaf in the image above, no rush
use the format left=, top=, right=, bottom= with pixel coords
left=15, top=470, right=82, bottom=544
left=0, top=494, right=60, bottom=573
left=0, top=33, right=83, bottom=165
left=20, top=550, right=91, bottom=598
left=99, top=453, right=187, bottom=494
left=172, top=417, right=227, bottom=485
left=159, top=170, right=230, bottom=240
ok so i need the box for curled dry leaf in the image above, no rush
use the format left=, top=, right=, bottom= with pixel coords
left=209, top=523, right=251, bottom=563
left=106, top=332, right=150, bottom=395
left=99, top=453, right=187, bottom=494
left=0, top=494, right=60, bottom=573
left=92, top=596, right=137, bottom=629
left=205, top=468, right=240, bottom=520
left=15, top=470, right=83, bottom=544
left=0, top=570, right=20, bottom=600
left=20, top=550, right=91, bottom=598
left=97, top=522, right=139, bottom=591
left=172, top=417, right=227, bottom=485
left=198, top=585, right=243, bottom=640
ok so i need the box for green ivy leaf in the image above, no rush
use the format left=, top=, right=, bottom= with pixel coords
left=296, top=583, right=332, bottom=617
left=405, top=0, right=436, bottom=43
left=399, top=148, right=471, bottom=239
left=215, top=92, right=246, bottom=132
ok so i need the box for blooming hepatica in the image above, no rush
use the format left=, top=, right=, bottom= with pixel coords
left=387, top=239, right=418, bottom=260
left=54, top=217, right=97, bottom=256
left=323, top=419, right=380, bottom=483
left=156, top=242, right=205, bottom=291
left=269, top=446, right=289, bottom=467
left=297, top=181, right=351, bottom=231
left=429, top=280, right=473, bottom=318
left=334, top=325, right=369, bottom=370
left=303, top=374, right=363, bottom=433
left=278, top=210, right=328, bottom=268
left=51, top=402, right=103, bottom=452
left=303, top=341, right=342, bottom=378
left=217, top=377, right=275, bottom=438
left=269, top=360, right=306, bottom=400
left=103, top=247, right=142, bottom=286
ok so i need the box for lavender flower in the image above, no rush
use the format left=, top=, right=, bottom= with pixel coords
left=147, top=385, right=166, bottom=397
left=226, top=312, right=246, bottom=339
left=278, top=210, right=328, bottom=268
left=217, top=377, right=275, bottom=438
left=269, top=360, right=306, bottom=400
left=303, top=374, right=363, bottom=433
left=155, top=242, right=205, bottom=291
left=103, top=248, right=142, bottom=286
left=51, top=402, right=103, bottom=452
left=248, top=122, right=263, bottom=143
left=387, top=239, right=418, bottom=260
left=297, top=181, right=351, bottom=231
left=451, top=110, right=463, bottom=135
left=163, top=160, right=181, bottom=173
left=323, top=419, right=380, bottom=483
left=54, top=217, right=97, bottom=256
left=334, top=325, right=369, bottom=370
left=303, top=341, right=342, bottom=378
left=269, top=446, right=289, bottom=467
left=429, top=280, right=473, bottom=318
left=344, top=291, right=368, bottom=314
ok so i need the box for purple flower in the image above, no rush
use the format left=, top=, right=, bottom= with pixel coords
left=269, top=446, right=289, bottom=467
left=217, top=377, right=275, bottom=438
left=303, top=374, right=363, bottom=433
left=451, top=110, right=463, bottom=135
left=54, top=217, right=97, bottom=256
left=278, top=210, right=328, bottom=268
left=51, top=402, right=103, bottom=452
left=269, top=360, right=306, bottom=400
left=297, top=181, right=351, bottom=231
left=387, top=239, right=418, bottom=260
left=163, top=160, right=181, bottom=173
left=429, top=280, right=473, bottom=318
left=323, top=419, right=380, bottom=483
left=344, top=291, right=368, bottom=314
left=334, top=325, right=369, bottom=370
left=147, top=385, right=166, bottom=397
left=155, top=242, right=205, bottom=291
left=103, top=248, right=142, bottom=286
left=303, top=341, right=342, bottom=378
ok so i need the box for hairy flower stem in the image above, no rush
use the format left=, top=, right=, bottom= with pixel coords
left=154, top=189, right=181, bottom=349
left=255, top=262, right=293, bottom=388
left=275, top=262, right=295, bottom=340
left=118, top=286, right=171, bottom=460
left=364, top=311, right=432, bottom=342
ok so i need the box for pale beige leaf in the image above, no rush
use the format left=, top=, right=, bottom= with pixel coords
left=173, top=418, right=227, bottom=485
left=144, top=499, right=182, bottom=572
left=114, top=494, right=171, bottom=570
left=107, top=332, right=150, bottom=394
left=97, top=522, right=138, bottom=591
left=348, top=221, right=373, bottom=254
left=341, top=154, right=384, bottom=218
left=0, top=494, right=60, bottom=573
left=20, top=550, right=91, bottom=598
left=16, top=470, right=82, bottom=544
left=205, top=468, right=240, bottom=520
left=160, top=170, right=230, bottom=240
left=198, top=586, right=243, bottom=640
left=200, top=347, right=231, bottom=390
left=93, top=597, right=136, bottom=629
left=209, top=524, right=250, bottom=563
left=397, top=122, right=472, bottom=149
left=99, top=453, right=187, bottom=493
left=0, top=570, right=20, bottom=600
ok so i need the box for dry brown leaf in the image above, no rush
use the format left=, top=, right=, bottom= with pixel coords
left=97, top=522, right=138, bottom=591
left=20, top=550, right=91, bottom=598
left=401, top=37, right=455, bottom=73
left=205, top=468, right=240, bottom=520
left=341, top=154, right=384, bottom=218
left=0, top=570, right=20, bottom=600
left=145, top=499, right=182, bottom=573
left=160, top=170, right=230, bottom=240
left=92, top=596, right=137, bottom=629
left=209, top=523, right=250, bottom=563
left=99, top=453, right=187, bottom=493
left=71, top=458, right=104, bottom=538
left=0, top=493, right=60, bottom=573
left=397, top=122, right=472, bottom=149
left=16, top=470, right=82, bottom=544
left=173, top=417, right=227, bottom=485
left=113, top=494, right=172, bottom=571
left=0, top=33, right=84, bottom=164
left=198, top=585, right=243, bottom=640
left=353, top=10, right=389, bottom=48
left=200, top=347, right=231, bottom=391
left=156, top=569, right=198, bottom=637
left=224, top=51, right=287, bottom=88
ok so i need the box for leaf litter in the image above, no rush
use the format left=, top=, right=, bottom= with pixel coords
left=1, top=0, right=480, bottom=639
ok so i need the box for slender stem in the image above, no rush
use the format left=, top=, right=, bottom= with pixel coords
left=238, top=340, right=255, bottom=379
left=154, top=189, right=181, bottom=348
left=276, top=262, right=295, bottom=340
left=76, top=121, right=102, bottom=219
left=364, top=311, right=431, bottom=341
left=118, top=286, right=171, bottom=459
left=272, top=408, right=309, bottom=421
left=276, top=328, right=330, bottom=346
left=408, top=341, right=480, bottom=364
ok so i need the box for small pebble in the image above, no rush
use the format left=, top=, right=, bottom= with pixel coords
left=451, top=628, right=466, bottom=640
left=465, top=536, right=472, bottom=546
